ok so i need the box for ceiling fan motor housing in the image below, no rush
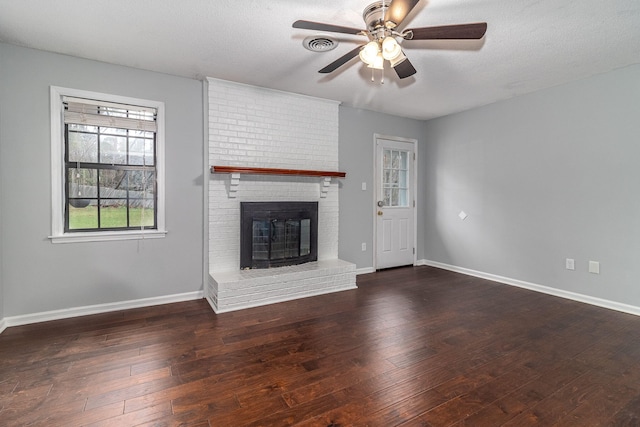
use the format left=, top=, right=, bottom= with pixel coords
left=363, top=1, right=403, bottom=45
left=364, top=1, right=400, bottom=30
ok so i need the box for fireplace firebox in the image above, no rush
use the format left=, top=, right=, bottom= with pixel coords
left=240, top=202, right=318, bottom=269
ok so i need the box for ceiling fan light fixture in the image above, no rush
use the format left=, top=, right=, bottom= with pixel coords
left=367, top=52, right=385, bottom=70
left=381, top=36, right=401, bottom=60
left=293, top=1, right=488, bottom=80
left=359, top=40, right=380, bottom=65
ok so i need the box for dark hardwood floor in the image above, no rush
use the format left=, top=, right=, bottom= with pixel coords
left=1, top=266, right=640, bottom=426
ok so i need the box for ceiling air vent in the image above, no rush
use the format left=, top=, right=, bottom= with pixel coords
left=303, top=35, right=338, bottom=52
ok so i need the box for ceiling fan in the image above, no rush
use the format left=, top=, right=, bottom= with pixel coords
left=293, top=0, right=487, bottom=80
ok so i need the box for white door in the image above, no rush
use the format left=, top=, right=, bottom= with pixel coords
left=375, top=137, right=416, bottom=270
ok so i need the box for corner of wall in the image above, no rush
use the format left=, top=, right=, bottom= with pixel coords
left=0, top=42, right=5, bottom=331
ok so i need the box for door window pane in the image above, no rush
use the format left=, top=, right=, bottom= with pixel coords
left=382, top=148, right=410, bottom=207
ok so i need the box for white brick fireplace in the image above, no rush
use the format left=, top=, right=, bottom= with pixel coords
left=206, top=78, right=356, bottom=313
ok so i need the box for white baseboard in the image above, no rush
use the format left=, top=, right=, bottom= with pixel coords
left=417, top=259, right=640, bottom=317
left=1, top=290, right=204, bottom=331
left=356, top=267, right=376, bottom=275
left=6, top=259, right=636, bottom=333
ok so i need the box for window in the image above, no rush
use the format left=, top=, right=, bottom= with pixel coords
left=382, top=148, right=409, bottom=207
left=50, top=87, right=166, bottom=243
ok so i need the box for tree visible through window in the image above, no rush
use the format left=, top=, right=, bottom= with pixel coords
left=64, top=99, right=158, bottom=231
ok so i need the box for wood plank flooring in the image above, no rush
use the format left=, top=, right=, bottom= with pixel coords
left=1, top=266, right=640, bottom=426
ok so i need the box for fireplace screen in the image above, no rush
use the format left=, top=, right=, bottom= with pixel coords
left=240, top=202, right=318, bottom=269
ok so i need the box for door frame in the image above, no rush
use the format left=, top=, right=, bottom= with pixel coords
left=372, top=133, right=418, bottom=270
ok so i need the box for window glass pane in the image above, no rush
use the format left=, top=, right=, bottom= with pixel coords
left=100, top=135, right=127, bottom=164
left=68, top=202, right=97, bottom=229
left=100, top=127, right=127, bottom=136
left=68, top=168, right=97, bottom=199
left=99, top=200, right=128, bottom=228
left=144, top=140, right=155, bottom=166
left=392, top=150, right=400, bottom=169
left=391, top=188, right=399, bottom=206
left=68, top=124, right=98, bottom=133
left=68, top=131, right=98, bottom=163
left=399, top=170, right=408, bottom=188
left=400, top=151, right=408, bottom=169
left=384, top=189, right=391, bottom=206
left=143, top=171, right=156, bottom=197
left=383, top=170, right=391, bottom=187
left=399, top=189, right=408, bottom=207
left=99, top=169, right=126, bottom=198
left=129, top=200, right=155, bottom=228
left=129, top=137, right=154, bottom=165
left=391, top=169, right=399, bottom=188
left=383, top=149, right=391, bottom=168
left=126, top=170, right=155, bottom=194
left=129, top=129, right=153, bottom=138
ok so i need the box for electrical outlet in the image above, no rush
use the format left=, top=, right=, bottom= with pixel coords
left=361, top=182, right=367, bottom=191
left=565, top=258, right=575, bottom=270
left=361, top=243, right=366, bottom=251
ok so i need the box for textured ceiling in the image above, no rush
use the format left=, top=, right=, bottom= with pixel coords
left=1, top=0, right=639, bottom=120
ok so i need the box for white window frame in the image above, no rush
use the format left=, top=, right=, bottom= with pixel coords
left=49, top=86, right=166, bottom=243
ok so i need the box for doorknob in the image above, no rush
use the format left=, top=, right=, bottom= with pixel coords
left=377, top=211, right=383, bottom=216
left=377, top=201, right=384, bottom=207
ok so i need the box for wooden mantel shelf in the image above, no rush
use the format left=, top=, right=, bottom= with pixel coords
left=211, top=165, right=346, bottom=178
left=211, top=165, right=345, bottom=199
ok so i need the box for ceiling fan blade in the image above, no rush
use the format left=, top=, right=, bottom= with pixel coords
left=405, top=22, right=488, bottom=40
left=393, top=56, right=417, bottom=79
left=384, top=0, right=420, bottom=28
left=293, top=20, right=364, bottom=35
left=319, top=46, right=363, bottom=73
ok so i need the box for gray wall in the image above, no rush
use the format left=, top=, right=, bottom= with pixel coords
left=0, top=43, right=204, bottom=317
left=2, top=41, right=638, bottom=320
left=0, top=53, right=4, bottom=320
left=422, top=64, right=640, bottom=307
left=338, top=106, right=424, bottom=269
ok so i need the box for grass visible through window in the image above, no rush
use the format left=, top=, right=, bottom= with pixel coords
left=69, top=205, right=154, bottom=230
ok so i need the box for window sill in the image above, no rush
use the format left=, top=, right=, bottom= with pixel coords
left=49, top=229, right=167, bottom=244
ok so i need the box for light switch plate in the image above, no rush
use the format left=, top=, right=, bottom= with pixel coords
left=458, top=211, right=467, bottom=220
left=589, top=261, right=600, bottom=274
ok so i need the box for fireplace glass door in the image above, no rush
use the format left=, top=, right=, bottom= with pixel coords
left=241, top=202, right=317, bottom=269
left=252, top=218, right=311, bottom=261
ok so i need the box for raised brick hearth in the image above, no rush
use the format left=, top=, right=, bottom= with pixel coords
left=208, top=260, right=356, bottom=313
